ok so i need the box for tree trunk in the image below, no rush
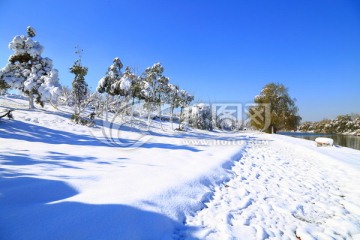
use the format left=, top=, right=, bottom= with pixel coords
left=131, top=97, right=135, bottom=127
left=170, top=105, right=174, bottom=130
left=28, top=92, right=35, bottom=109
left=159, top=103, right=163, bottom=129
left=105, top=96, right=109, bottom=122
left=147, top=108, right=152, bottom=130
left=178, top=107, right=183, bottom=130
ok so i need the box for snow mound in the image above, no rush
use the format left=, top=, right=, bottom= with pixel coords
left=315, top=137, right=334, bottom=146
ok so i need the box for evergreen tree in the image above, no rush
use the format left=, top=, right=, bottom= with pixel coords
left=0, top=78, right=9, bottom=95
left=0, top=26, right=61, bottom=108
left=251, top=83, right=301, bottom=133
left=96, top=57, right=138, bottom=119
left=165, top=83, right=180, bottom=129
left=97, top=57, right=123, bottom=96
left=140, top=63, right=168, bottom=127
left=70, top=48, right=88, bottom=115
left=193, top=103, right=213, bottom=130
left=178, top=89, right=194, bottom=130
left=113, top=66, right=135, bottom=98
left=129, top=71, right=141, bottom=120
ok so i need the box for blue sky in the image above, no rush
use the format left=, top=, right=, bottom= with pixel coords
left=0, top=0, right=359, bottom=121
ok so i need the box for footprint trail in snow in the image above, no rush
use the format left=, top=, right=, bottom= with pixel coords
left=182, top=138, right=360, bottom=240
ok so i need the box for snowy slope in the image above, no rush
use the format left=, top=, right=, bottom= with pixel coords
left=1, top=95, right=360, bottom=240
left=183, top=134, right=360, bottom=239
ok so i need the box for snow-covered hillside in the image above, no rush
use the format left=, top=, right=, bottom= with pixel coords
left=1, top=95, right=359, bottom=240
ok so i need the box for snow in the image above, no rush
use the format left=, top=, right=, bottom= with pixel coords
left=0, top=95, right=360, bottom=240
left=315, top=137, right=334, bottom=146
left=183, top=134, right=360, bottom=239
left=119, top=76, right=131, bottom=92
left=8, top=35, right=43, bottom=58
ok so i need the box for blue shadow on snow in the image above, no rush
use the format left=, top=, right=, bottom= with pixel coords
left=0, top=176, right=197, bottom=240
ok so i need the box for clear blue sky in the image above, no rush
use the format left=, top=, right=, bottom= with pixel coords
left=1, top=0, right=359, bottom=121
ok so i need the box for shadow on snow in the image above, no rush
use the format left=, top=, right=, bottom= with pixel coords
left=0, top=176, right=197, bottom=240
left=0, top=120, right=202, bottom=152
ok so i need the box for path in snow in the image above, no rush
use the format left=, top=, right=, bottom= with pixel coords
left=182, top=138, right=360, bottom=240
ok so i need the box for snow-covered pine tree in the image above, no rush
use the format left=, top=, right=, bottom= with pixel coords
left=70, top=48, right=88, bottom=115
left=0, top=26, right=62, bottom=108
left=116, top=66, right=138, bottom=119
left=139, top=63, right=169, bottom=128
left=192, top=103, right=212, bottom=130
left=0, top=77, right=9, bottom=95
left=165, top=83, right=180, bottom=129
left=128, top=72, right=141, bottom=121
left=96, top=57, right=126, bottom=118
left=178, top=89, right=194, bottom=130
left=157, top=75, right=170, bottom=125
left=97, top=57, right=123, bottom=96
left=112, top=66, right=134, bottom=98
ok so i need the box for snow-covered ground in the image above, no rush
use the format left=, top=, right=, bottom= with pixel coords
left=1, top=95, right=360, bottom=240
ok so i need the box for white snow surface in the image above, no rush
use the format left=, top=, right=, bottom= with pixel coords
left=119, top=76, right=132, bottom=92
left=315, top=137, right=334, bottom=146
left=0, top=95, right=360, bottom=240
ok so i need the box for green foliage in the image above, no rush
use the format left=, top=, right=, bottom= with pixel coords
left=251, top=83, right=301, bottom=133
left=0, top=79, right=9, bottom=94
left=27, top=26, right=36, bottom=37
left=70, top=49, right=88, bottom=114
left=71, top=113, right=95, bottom=126
left=97, top=57, right=123, bottom=95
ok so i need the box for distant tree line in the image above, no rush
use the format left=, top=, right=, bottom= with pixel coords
left=299, top=114, right=360, bottom=135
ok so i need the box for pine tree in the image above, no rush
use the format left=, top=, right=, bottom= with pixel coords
left=70, top=47, right=88, bottom=115
left=97, top=57, right=131, bottom=119
left=113, top=66, right=135, bottom=98
left=0, top=26, right=61, bottom=108
left=165, top=83, right=179, bottom=129
left=140, top=63, right=168, bottom=127
left=0, top=78, right=9, bottom=95
left=129, top=71, right=141, bottom=121
left=178, top=89, right=194, bottom=130
left=97, top=57, right=123, bottom=96
left=192, top=103, right=212, bottom=130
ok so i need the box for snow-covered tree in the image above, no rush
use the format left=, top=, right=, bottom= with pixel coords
left=0, top=78, right=9, bottom=95
left=192, top=103, right=213, bottom=130
left=0, top=26, right=61, bottom=108
left=129, top=74, right=141, bottom=105
left=298, top=114, right=360, bottom=135
left=113, top=66, right=134, bottom=98
left=178, top=89, right=194, bottom=130
left=140, top=63, right=169, bottom=127
left=58, top=85, right=73, bottom=106
left=97, top=57, right=123, bottom=96
left=70, top=48, right=88, bottom=115
left=165, top=83, right=179, bottom=129
left=116, top=66, right=139, bottom=121
left=97, top=57, right=137, bottom=119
